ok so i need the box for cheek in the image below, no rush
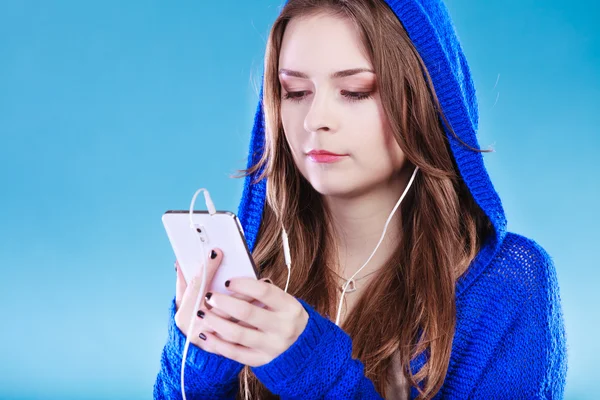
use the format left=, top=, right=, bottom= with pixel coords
left=354, top=100, right=404, bottom=168
left=281, top=104, right=301, bottom=137
left=357, top=140, right=404, bottom=178
left=356, top=121, right=405, bottom=173
left=281, top=124, right=307, bottom=175
left=281, top=125, right=300, bottom=158
left=377, top=113, right=406, bottom=170
left=385, top=135, right=406, bottom=170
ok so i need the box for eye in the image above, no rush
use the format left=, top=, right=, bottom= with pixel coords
left=341, top=90, right=373, bottom=102
left=282, top=91, right=307, bottom=103
left=282, top=90, right=373, bottom=103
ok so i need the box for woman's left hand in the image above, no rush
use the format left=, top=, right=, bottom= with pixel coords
left=198, top=277, right=309, bottom=367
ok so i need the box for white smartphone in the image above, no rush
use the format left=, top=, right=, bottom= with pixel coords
left=162, top=210, right=259, bottom=294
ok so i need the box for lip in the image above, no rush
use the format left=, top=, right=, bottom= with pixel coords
left=306, top=150, right=348, bottom=164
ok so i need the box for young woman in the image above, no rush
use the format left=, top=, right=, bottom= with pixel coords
left=154, top=0, right=567, bottom=398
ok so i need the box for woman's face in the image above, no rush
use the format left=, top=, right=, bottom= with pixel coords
left=278, top=13, right=406, bottom=198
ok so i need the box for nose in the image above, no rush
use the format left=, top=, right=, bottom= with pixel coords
left=303, top=90, right=338, bottom=134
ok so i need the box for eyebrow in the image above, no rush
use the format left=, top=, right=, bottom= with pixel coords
left=278, top=68, right=375, bottom=79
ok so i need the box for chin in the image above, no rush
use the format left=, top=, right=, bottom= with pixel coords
left=305, top=176, right=366, bottom=199
left=297, top=162, right=380, bottom=199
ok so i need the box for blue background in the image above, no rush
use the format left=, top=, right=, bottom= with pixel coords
left=0, top=1, right=597, bottom=398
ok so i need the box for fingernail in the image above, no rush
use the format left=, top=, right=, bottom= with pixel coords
left=197, top=310, right=205, bottom=318
left=210, top=250, right=217, bottom=259
left=264, top=278, right=272, bottom=284
left=205, top=292, right=212, bottom=301
left=224, top=280, right=230, bottom=287
left=199, top=333, right=207, bottom=341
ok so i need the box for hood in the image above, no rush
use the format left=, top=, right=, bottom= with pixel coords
left=237, top=0, right=507, bottom=293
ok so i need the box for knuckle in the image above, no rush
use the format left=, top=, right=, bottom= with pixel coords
left=282, top=324, right=296, bottom=341
left=237, top=304, right=253, bottom=321
left=293, top=304, right=306, bottom=322
left=211, top=308, right=230, bottom=319
left=229, top=328, right=243, bottom=344
left=257, top=284, right=270, bottom=300
left=293, top=303, right=304, bottom=317
left=272, top=335, right=286, bottom=351
left=282, top=324, right=293, bottom=340
left=214, top=341, right=230, bottom=358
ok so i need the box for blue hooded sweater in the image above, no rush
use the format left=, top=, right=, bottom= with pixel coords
left=154, top=0, right=568, bottom=398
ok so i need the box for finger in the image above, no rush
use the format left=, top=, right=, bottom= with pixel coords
left=249, top=278, right=272, bottom=309
left=175, top=249, right=222, bottom=335
left=201, top=308, right=270, bottom=352
left=230, top=291, right=255, bottom=303
left=225, top=277, right=289, bottom=312
left=173, top=306, right=216, bottom=346
left=206, top=292, right=279, bottom=333
left=211, top=289, right=256, bottom=322
left=175, top=260, right=187, bottom=310
left=209, top=303, right=255, bottom=329
left=180, top=248, right=221, bottom=306
left=198, top=331, right=269, bottom=367
left=181, top=321, right=215, bottom=352
left=209, top=293, right=254, bottom=320
left=213, top=307, right=256, bottom=329
left=208, top=283, right=257, bottom=322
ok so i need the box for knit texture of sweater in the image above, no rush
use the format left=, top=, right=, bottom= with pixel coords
left=154, top=0, right=568, bottom=398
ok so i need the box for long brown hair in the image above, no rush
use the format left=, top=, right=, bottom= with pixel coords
left=236, top=0, right=493, bottom=398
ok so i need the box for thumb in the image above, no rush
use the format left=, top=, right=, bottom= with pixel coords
left=175, top=260, right=187, bottom=310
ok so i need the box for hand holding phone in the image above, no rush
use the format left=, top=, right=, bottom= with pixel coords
left=164, top=209, right=263, bottom=341
left=174, top=248, right=270, bottom=343
left=174, top=248, right=253, bottom=340
left=163, top=210, right=259, bottom=294
left=164, top=193, right=265, bottom=398
left=174, top=248, right=223, bottom=344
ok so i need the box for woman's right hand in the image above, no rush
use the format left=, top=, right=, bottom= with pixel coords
left=173, top=248, right=259, bottom=349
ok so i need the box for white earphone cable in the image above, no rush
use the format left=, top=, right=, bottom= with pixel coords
left=180, top=188, right=215, bottom=400
left=281, top=228, right=292, bottom=293
left=178, top=167, right=417, bottom=397
left=278, top=167, right=419, bottom=327
left=334, top=167, right=419, bottom=326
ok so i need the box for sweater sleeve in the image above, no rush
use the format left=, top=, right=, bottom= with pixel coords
left=442, top=238, right=568, bottom=399
left=153, top=297, right=244, bottom=400
left=251, top=299, right=383, bottom=399
left=474, top=245, right=567, bottom=398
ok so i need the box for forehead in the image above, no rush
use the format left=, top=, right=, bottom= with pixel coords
left=279, top=13, right=372, bottom=76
